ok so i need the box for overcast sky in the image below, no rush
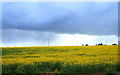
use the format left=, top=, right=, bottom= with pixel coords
left=2, top=2, right=118, bottom=47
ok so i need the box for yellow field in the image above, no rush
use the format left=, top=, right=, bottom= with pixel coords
left=2, top=45, right=119, bottom=73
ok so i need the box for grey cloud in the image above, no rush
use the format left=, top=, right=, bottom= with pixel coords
left=2, top=29, right=59, bottom=46
left=2, top=2, right=118, bottom=36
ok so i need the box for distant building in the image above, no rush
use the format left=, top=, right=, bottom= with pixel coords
left=118, top=41, right=120, bottom=45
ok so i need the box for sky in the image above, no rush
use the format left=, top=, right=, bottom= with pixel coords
left=2, top=2, right=118, bottom=47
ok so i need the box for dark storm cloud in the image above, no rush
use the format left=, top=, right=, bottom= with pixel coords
left=2, top=2, right=118, bottom=35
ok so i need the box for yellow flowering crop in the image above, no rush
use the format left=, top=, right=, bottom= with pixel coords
left=2, top=45, right=119, bottom=73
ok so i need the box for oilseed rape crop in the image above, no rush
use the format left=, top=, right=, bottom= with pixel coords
left=2, top=45, right=120, bottom=74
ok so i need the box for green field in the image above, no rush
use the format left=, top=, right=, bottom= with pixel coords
left=2, top=45, right=120, bottom=74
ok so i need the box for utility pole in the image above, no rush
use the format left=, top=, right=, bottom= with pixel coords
left=48, top=39, right=49, bottom=47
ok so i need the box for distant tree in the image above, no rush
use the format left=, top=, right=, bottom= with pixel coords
left=112, top=43, right=117, bottom=45
left=85, top=44, right=88, bottom=46
left=101, top=43, right=103, bottom=45
left=98, top=43, right=103, bottom=45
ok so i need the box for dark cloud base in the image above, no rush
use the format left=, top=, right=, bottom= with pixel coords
left=2, top=2, right=118, bottom=36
